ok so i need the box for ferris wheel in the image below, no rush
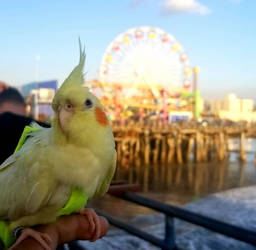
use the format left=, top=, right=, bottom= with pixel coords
left=99, top=26, right=192, bottom=93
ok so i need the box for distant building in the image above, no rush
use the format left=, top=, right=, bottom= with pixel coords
left=210, top=93, right=256, bottom=123
left=19, top=80, right=58, bottom=121
left=240, top=98, right=254, bottom=113
left=168, top=111, right=193, bottom=123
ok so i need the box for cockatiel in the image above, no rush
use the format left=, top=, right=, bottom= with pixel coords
left=0, top=41, right=116, bottom=249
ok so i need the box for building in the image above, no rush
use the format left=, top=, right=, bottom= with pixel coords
left=210, top=94, right=256, bottom=123
left=19, top=80, right=58, bottom=121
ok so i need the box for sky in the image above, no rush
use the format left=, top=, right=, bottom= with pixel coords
left=0, top=0, right=255, bottom=101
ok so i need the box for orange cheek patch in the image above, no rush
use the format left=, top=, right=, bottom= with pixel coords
left=95, top=106, right=108, bottom=126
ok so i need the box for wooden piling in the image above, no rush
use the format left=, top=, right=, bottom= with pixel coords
left=113, top=123, right=254, bottom=166
left=239, top=132, right=246, bottom=162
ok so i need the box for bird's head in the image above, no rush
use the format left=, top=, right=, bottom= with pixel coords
left=51, top=40, right=113, bottom=149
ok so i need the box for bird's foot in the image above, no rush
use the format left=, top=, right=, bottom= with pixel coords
left=10, top=227, right=52, bottom=250
left=80, top=208, right=101, bottom=242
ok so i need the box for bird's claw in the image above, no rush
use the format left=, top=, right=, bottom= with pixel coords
left=10, top=227, right=52, bottom=250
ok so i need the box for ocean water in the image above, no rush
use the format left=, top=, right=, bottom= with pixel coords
left=80, top=141, right=256, bottom=249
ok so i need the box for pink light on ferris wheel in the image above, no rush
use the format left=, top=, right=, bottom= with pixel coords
left=113, top=45, right=120, bottom=52
left=161, top=37, right=168, bottom=43
left=180, top=53, right=187, bottom=62
left=135, top=30, right=143, bottom=39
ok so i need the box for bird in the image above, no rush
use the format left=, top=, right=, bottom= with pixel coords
left=0, top=40, right=117, bottom=249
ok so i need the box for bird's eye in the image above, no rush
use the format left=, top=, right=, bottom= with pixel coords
left=64, top=103, right=73, bottom=111
left=84, top=99, right=93, bottom=109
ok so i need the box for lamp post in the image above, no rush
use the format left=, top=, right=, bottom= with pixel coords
left=162, top=88, right=168, bottom=125
left=34, top=55, right=40, bottom=120
left=193, top=66, right=200, bottom=120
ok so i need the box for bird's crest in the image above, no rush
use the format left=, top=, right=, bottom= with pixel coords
left=63, top=38, right=86, bottom=87
left=52, top=39, right=86, bottom=111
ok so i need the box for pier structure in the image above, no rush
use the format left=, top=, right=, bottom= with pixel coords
left=113, top=124, right=256, bottom=165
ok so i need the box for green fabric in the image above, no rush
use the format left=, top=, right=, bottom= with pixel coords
left=14, top=125, right=40, bottom=153
left=58, top=188, right=88, bottom=216
left=0, top=221, right=14, bottom=249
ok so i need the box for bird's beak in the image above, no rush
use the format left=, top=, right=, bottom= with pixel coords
left=57, top=105, right=62, bottom=114
left=58, top=105, right=74, bottom=135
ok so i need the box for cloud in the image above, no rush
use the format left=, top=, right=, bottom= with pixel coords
left=229, top=0, right=243, bottom=3
left=129, top=0, right=146, bottom=8
left=162, top=0, right=211, bottom=15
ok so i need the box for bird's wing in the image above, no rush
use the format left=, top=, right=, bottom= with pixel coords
left=95, top=150, right=117, bottom=197
left=0, top=147, right=57, bottom=223
left=0, top=166, right=55, bottom=220
left=0, top=124, right=58, bottom=222
left=0, top=124, right=51, bottom=171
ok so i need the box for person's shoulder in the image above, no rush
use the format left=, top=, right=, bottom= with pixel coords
left=36, top=120, right=51, bottom=128
left=0, top=112, right=50, bottom=128
left=0, top=112, right=33, bottom=124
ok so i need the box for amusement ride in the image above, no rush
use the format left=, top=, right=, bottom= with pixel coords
left=88, top=26, right=200, bottom=123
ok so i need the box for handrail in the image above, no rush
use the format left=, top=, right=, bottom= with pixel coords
left=96, top=191, right=256, bottom=249
left=122, top=192, right=256, bottom=245
left=96, top=210, right=173, bottom=249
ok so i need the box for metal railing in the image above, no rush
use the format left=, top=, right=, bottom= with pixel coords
left=96, top=190, right=256, bottom=250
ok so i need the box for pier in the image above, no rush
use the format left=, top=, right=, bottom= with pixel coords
left=113, top=123, right=256, bottom=165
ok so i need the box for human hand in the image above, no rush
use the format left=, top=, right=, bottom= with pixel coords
left=10, top=213, right=109, bottom=250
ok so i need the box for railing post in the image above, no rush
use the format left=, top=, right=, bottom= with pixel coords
left=164, top=215, right=176, bottom=250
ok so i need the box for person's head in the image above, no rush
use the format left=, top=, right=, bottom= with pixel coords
left=0, top=87, right=27, bottom=116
